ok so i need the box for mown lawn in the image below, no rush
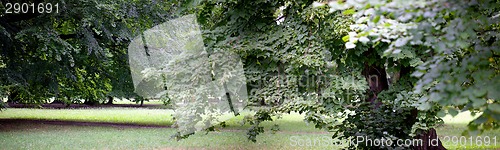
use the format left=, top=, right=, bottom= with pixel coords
left=0, top=108, right=174, bottom=126
left=0, top=108, right=499, bottom=149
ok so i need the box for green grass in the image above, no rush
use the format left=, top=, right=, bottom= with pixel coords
left=0, top=108, right=499, bottom=149
left=0, top=108, right=174, bottom=126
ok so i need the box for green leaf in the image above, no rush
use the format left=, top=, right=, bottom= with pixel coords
left=415, top=15, right=423, bottom=22
left=394, top=38, right=408, bottom=47
left=418, top=102, right=431, bottom=110
left=373, top=15, right=381, bottom=23
left=473, top=89, right=487, bottom=98
left=448, top=108, right=459, bottom=117
left=342, top=35, right=350, bottom=42
left=472, top=98, right=486, bottom=108
left=429, top=93, right=441, bottom=102
left=459, top=32, right=469, bottom=39
left=342, top=9, right=356, bottom=15
left=411, top=71, right=424, bottom=78
left=473, top=116, right=488, bottom=124
left=487, top=103, right=500, bottom=114
left=409, top=58, right=423, bottom=67
left=452, top=98, right=468, bottom=105
left=457, top=40, right=470, bottom=49
left=436, top=110, right=446, bottom=118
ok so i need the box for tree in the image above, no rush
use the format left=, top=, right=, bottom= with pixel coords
left=174, top=0, right=414, bottom=146
left=0, top=0, right=181, bottom=106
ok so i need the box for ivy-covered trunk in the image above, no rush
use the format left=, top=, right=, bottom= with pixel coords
left=363, top=63, right=446, bottom=150
left=361, top=63, right=388, bottom=106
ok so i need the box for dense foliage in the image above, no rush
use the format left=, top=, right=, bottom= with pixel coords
left=0, top=0, right=182, bottom=105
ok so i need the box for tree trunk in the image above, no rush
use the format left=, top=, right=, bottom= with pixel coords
left=398, top=66, right=446, bottom=150
left=362, top=63, right=388, bottom=108
left=140, top=98, right=144, bottom=106
left=106, top=96, right=113, bottom=105
left=414, top=128, right=447, bottom=150
left=397, top=66, right=447, bottom=149
left=7, top=90, right=20, bottom=103
left=362, top=50, right=446, bottom=149
left=66, top=95, right=71, bottom=107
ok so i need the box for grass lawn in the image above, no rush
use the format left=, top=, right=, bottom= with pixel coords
left=0, top=108, right=499, bottom=149
left=0, top=108, right=174, bottom=126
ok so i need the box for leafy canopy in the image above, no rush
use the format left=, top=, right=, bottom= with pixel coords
left=325, top=0, right=500, bottom=135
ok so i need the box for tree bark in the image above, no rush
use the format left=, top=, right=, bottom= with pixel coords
left=362, top=49, right=446, bottom=149
left=66, top=95, right=71, bottom=107
left=7, top=91, right=20, bottom=103
left=362, top=63, right=388, bottom=108
left=413, top=128, right=447, bottom=150
left=106, top=96, right=113, bottom=105
left=398, top=67, right=446, bottom=150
